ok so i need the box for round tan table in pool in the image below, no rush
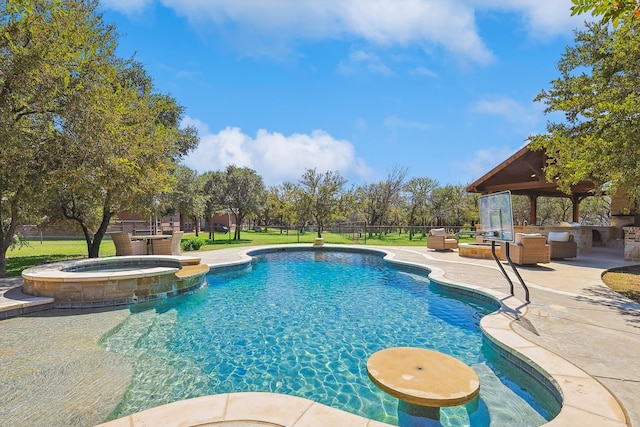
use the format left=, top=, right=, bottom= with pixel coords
left=366, top=347, right=480, bottom=421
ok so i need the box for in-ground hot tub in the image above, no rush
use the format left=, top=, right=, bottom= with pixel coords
left=21, top=256, right=209, bottom=308
left=457, top=242, right=502, bottom=260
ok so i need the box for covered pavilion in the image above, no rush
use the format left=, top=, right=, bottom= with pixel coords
left=466, top=144, right=595, bottom=224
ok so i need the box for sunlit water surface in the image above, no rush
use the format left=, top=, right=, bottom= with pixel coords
left=101, top=250, right=559, bottom=426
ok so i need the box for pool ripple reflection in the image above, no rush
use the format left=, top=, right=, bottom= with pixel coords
left=101, top=250, right=556, bottom=426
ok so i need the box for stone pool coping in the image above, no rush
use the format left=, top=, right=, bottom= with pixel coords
left=21, top=255, right=202, bottom=281
left=98, top=244, right=628, bottom=427
left=97, top=392, right=392, bottom=427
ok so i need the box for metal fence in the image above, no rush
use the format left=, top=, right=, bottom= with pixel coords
left=333, top=222, right=476, bottom=244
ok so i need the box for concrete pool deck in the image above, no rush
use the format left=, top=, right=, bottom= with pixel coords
left=1, top=245, right=639, bottom=426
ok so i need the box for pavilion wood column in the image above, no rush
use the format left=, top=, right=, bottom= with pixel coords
left=528, top=194, right=538, bottom=225
left=572, top=195, right=580, bottom=223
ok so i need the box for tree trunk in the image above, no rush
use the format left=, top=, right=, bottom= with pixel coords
left=0, top=249, right=8, bottom=277
left=206, top=216, right=213, bottom=240
left=233, top=212, right=242, bottom=240
left=88, top=208, right=113, bottom=258
left=0, top=198, right=20, bottom=276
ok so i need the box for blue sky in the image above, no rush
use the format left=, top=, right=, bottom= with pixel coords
left=100, top=0, right=590, bottom=187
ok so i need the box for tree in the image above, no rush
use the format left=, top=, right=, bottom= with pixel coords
left=579, top=194, right=611, bottom=225
left=223, top=165, right=266, bottom=240
left=429, top=185, right=475, bottom=226
left=356, top=165, right=407, bottom=236
left=201, top=170, right=226, bottom=240
left=404, top=177, right=438, bottom=239
left=0, top=0, right=116, bottom=273
left=536, top=197, right=574, bottom=226
left=512, top=194, right=610, bottom=225
left=296, top=168, right=346, bottom=238
left=571, top=0, right=640, bottom=26
left=529, top=21, right=640, bottom=205
left=267, top=182, right=298, bottom=232
left=167, top=166, right=206, bottom=236
left=46, top=60, right=197, bottom=258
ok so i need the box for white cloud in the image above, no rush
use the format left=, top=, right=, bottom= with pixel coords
left=453, top=145, right=518, bottom=184
left=103, top=0, right=590, bottom=66
left=465, top=0, right=590, bottom=38
left=181, top=117, right=372, bottom=185
left=338, top=50, right=392, bottom=75
left=470, top=96, right=538, bottom=126
left=158, top=0, right=494, bottom=64
left=100, top=0, right=153, bottom=15
left=409, top=66, right=438, bottom=78
left=383, top=115, right=431, bottom=131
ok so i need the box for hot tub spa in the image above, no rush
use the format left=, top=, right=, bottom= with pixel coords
left=21, top=256, right=209, bottom=308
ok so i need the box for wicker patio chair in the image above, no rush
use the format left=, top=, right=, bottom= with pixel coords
left=548, top=231, right=577, bottom=259
left=427, top=228, right=458, bottom=251
left=111, top=233, right=147, bottom=256
left=151, top=231, right=184, bottom=255
left=500, top=233, right=550, bottom=265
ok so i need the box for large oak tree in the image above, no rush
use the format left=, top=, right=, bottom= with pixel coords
left=571, top=0, right=640, bottom=26
left=529, top=21, right=640, bottom=204
left=0, top=0, right=116, bottom=272
left=0, top=1, right=197, bottom=272
left=46, top=59, right=197, bottom=258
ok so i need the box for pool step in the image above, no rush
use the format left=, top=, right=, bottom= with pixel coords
left=176, top=263, right=209, bottom=278
left=100, top=309, right=159, bottom=351
left=102, top=309, right=212, bottom=417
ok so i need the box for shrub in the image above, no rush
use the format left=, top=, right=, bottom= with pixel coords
left=181, top=236, right=203, bottom=251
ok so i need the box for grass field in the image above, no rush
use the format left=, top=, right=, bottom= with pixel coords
left=6, top=230, right=638, bottom=304
left=4, top=229, right=474, bottom=277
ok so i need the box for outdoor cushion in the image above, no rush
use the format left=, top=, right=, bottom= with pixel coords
left=430, top=228, right=446, bottom=237
left=548, top=231, right=570, bottom=242
left=514, top=233, right=542, bottom=245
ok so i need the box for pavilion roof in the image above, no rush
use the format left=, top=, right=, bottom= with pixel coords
left=466, top=145, right=595, bottom=198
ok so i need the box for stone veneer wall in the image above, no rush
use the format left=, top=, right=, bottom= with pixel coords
left=458, top=243, right=502, bottom=260
left=623, top=227, right=640, bottom=261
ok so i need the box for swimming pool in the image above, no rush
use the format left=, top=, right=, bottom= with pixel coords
left=101, top=249, right=560, bottom=426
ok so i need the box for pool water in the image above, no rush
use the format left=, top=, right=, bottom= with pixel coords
left=101, top=250, right=560, bottom=426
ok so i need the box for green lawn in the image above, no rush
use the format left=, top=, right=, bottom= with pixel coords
left=4, top=229, right=474, bottom=277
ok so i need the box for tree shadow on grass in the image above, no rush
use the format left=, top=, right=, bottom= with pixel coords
left=5, top=255, right=82, bottom=277
left=200, top=239, right=252, bottom=249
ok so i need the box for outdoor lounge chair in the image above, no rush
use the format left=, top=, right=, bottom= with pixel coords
left=500, top=233, right=550, bottom=265
left=111, top=232, right=147, bottom=256
left=548, top=231, right=577, bottom=259
left=427, top=228, right=458, bottom=251
left=151, top=231, right=184, bottom=255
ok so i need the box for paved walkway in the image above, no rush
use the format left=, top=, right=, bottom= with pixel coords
left=1, top=245, right=639, bottom=426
